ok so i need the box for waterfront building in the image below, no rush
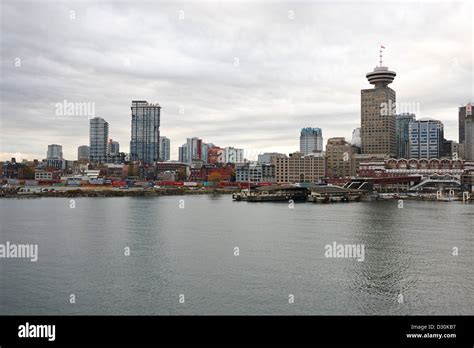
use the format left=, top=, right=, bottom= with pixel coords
left=209, top=165, right=234, bottom=182
left=71, top=162, right=88, bottom=175
left=359, top=158, right=465, bottom=178
left=130, top=100, right=161, bottom=164
left=274, top=152, right=325, bottom=183
left=354, top=159, right=464, bottom=193
left=300, top=127, right=323, bottom=155
left=409, top=118, right=444, bottom=159
left=261, top=163, right=276, bottom=182
left=104, top=163, right=126, bottom=178
left=461, top=164, right=474, bottom=193
left=77, top=145, right=90, bottom=161
left=1, top=158, right=27, bottom=179
left=157, top=170, right=177, bottom=181
left=189, top=164, right=234, bottom=182
left=257, top=152, right=286, bottom=165
left=325, top=137, right=357, bottom=178
left=235, top=162, right=275, bottom=182
left=159, top=136, right=171, bottom=161
left=89, top=117, right=109, bottom=163
left=156, top=161, right=189, bottom=181
left=395, top=113, right=415, bottom=159
left=34, top=171, right=54, bottom=181
left=361, top=58, right=397, bottom=157
left=351, top=153, right=388, bottom=177
left=224, top=147, right=244, bottom=163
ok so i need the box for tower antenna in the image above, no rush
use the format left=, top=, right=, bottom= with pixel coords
left=380, top=44, right=385, bottom=67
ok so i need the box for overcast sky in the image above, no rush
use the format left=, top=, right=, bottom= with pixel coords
left=1, top=0, right=473, bottom=161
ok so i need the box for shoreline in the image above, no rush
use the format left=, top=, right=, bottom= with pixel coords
left=0, top=188, right=236, bottom=199
left=1, top=189, right=471, bottom=202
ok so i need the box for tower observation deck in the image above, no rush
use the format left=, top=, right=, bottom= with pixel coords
left=366, top=47, right=396, bottom=88
left=366, top=66, right=396, bottom=88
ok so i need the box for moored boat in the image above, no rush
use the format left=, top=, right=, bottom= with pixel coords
left=307, top=185, right=364, bottom=203
left=232, top=185, right=308, bottom=202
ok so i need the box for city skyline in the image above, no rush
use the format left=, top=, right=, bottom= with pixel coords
left=1, top=1, right=473, bottom=161
left=1, top=1, right=474, bottom=342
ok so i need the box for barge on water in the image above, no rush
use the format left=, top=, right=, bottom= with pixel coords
left=307, top=186, right=364, bottom=203
left=232, top=185, right=308, bottom=202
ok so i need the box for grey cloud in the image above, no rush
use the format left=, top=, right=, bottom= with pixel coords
left=0, top=0, right=472, bottom=161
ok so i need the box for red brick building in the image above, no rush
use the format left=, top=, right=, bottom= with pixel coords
left=189, top=164, right=234, bottom=181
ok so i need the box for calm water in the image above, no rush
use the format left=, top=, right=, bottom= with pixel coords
left=0, top=195, right=473, bottom=315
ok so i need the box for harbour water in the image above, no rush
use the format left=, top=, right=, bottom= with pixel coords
left=0, top=195, right=473, bottom=315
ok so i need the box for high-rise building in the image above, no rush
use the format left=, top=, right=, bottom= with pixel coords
left=130, top=100, right=160, bottom=164
left=189, top=137, right=203, bottom=163
left=105, top=139, right=122, bottom=164
left=89, top=117, right=109, bottom=163
left=178, top=144, right=188, bottom=163
left=201, top=143, right=209, bottom=164
left=46, top=144, right=65, bottom=169
left=459, top=102, right=474, bottom=161
left=224, top=147, right=244, bottom=163
left=452, top=142, right=461, bottom=159
left=459, top=103, right=470, bottom=145
left=47, top=144, right=63, bottom=159
left=441, top=139, right=460, bottom=159
left=178, top=137, right=205, bottom=165
left=395, top=113, right=415, bottom=159
left=207, top=145, right=225, bottom=165
left=465, top=105, right=474, bottom=161
left=159, top=136, right=170, bottom=161
left=325, top=137, right=357, bottom=178
left=409, top=119, right=444, bottom=159
left=300, top=127, right=323, bottom=154
left=77, top=145, right=90, bottom=161
left=361, top=59, right=397, bottom=157
left=274, top=152, right=325, bottom=183
left=108, top=139, right=120, bottom=155
left=351, top=128, right=361, bottom=148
